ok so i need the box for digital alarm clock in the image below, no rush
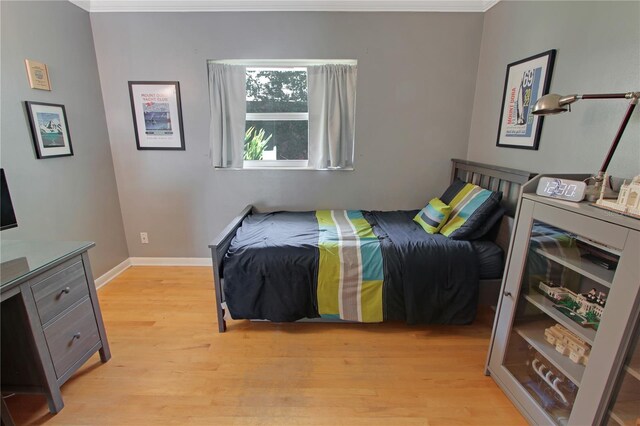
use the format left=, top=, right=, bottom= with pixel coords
left=535, top=177, right=587, bottom=202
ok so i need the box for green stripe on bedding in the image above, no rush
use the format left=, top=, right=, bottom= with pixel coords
left=316, top=210, right=384, bottom=323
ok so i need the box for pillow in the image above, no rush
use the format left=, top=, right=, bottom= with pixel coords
left=439, top=179, right=502, bottom=240
left=467, top=205, right=506, bottom=240
left=414, top=198, right=452, bottom=234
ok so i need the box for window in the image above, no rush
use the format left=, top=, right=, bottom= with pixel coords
left=245, top=67, right=308, bottom=168
left=208, top=59, right=357, bottom=170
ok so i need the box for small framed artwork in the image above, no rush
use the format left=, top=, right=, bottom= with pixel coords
left=25, top=101, right=73, bottom=159
left=128, top=81, right=185, bottom=150
left=496, top=49, right=556, bottom=150
left=24, top=59, right=51, bottom=91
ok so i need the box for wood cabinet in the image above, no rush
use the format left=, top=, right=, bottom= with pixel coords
left=1, top=241, right=110, bottom=415
left=486, top=175, right=640, bottom=425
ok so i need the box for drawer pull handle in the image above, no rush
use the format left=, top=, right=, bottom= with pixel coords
left=503, top=291, right=513, bottom=298
left=73, top=332, right=82, bottom=340
left=61, top=287, right=71, bottom=295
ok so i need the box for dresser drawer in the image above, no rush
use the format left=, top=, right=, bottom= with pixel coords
left=44, top=298, right=100, bottom=378
left=31, top=259, right=89, bottom=325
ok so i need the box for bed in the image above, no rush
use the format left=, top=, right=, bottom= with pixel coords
left=209, top=159, right=535, bottom=332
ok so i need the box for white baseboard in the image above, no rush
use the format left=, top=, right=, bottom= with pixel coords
left=129, top=257, right=212, bottom=266
left=94, top=258, right=132, bottom=289
left=94, top=257, right=211, bottom=290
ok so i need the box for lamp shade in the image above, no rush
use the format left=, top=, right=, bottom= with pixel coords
left=533, top=93, right=583, bottom=115
left=532, top=94, right=566, bottom=115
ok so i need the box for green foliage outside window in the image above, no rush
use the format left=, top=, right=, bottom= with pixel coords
left=245, top=69, right=308, bottom=160
left=246, top=70, right=307, bottom=112
left=244, top=126, right=272, bottom=160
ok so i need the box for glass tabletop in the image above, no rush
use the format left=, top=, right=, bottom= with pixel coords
left=1, top=240, right=94, bottom=289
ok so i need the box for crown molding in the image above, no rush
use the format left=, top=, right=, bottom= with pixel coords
left=69, top=0, right=501, bottom=13
left=70, top=0, right=92, bottom=10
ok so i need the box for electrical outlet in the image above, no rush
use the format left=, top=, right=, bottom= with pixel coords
left=140, top=232, right=149, bottom=244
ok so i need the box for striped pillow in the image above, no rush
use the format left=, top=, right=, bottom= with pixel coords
left=414, top=198, right=452, bottom=234
left=439, top=179, right=502, bottom=239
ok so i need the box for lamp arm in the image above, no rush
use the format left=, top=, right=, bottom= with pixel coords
left=573, top=92, right=639, bottom=173
left=599, top=100, right=638, bottom=173
left=581, top=92, right=640, bottom=101
left=534, top=91, right=639, bottom=199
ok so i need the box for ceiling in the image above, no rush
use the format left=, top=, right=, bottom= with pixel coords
left=69, top=0, right=500, bottom=13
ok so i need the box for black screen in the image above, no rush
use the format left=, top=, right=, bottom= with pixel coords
left=1, top=169, right=17, bottom=231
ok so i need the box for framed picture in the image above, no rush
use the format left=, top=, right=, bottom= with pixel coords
left=496, top=49, right=556, bottom=150
left=25, top=101, right=73, bottom=159
left=128, top=81, right=185, bottom=150
left=24, top=59, right=51, bottom=91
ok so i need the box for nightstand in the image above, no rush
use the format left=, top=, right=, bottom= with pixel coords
left=1, top=240, right=111, bottom=414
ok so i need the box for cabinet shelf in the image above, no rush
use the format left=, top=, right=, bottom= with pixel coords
left=533, top=247, right=615, bottom=288
left=524, top=292, right=597, bottom=345
left=515, top=321, right=586, bottom=386
left=609, top=400, right=640, bottom=426
left=624, top=365, right=640, bottom=382
left=625, top=351, right=640, bottom=381
left=575, top=235, right=622, bottom=257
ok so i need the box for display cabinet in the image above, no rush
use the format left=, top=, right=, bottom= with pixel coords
left=486, top=174, right=640, bottom=425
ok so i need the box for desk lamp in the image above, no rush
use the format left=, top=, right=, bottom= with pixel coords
left=532, top=91, right=640, bottom=201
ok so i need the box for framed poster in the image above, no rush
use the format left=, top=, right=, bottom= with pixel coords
left=25, top=101, right=73, bottom=159
left=496, top=50, right=556, bottom=150
left=128, top=81, right=185, bottom=150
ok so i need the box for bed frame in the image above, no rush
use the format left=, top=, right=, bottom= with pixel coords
left=209, top=159, right=535, bottom=332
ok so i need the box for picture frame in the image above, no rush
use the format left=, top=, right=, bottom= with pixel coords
left=24, top=59, right=51, bottom=91
left=496, top=49, right=556, bottom=150
left=128, top=81, right=185, bottom=150
left=25, top=101, right=73, bottom=159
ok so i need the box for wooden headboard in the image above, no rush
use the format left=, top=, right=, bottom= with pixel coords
left=450, top=159, right=536, bottom=253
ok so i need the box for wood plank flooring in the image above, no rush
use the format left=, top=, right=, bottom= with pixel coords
left=5, top=266, right=524, bottom=425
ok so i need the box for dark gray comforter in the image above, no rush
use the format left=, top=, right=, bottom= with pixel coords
left=223, top=210, right=480, bottom=324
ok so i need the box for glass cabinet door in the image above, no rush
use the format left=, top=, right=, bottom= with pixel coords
left=605, top=324, right=640, bottom=426
left=500, top=219, right=620, bottom=425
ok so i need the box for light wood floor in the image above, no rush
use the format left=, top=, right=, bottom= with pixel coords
left=5, top=266, right=525, bottom=425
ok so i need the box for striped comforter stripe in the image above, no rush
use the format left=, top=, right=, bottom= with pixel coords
left=316, top=210, right=384, bottom=322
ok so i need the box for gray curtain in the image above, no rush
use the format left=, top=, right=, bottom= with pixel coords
left=208, top=63, right=246, bottom=168
left=308, top=64, right=357, bottom=169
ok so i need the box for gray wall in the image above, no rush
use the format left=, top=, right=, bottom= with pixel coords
left=90, top=12, right=485, bottom=257
left=1, top=1, right=129, bottom=276
left=467, top=1, right=640, bottom=178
